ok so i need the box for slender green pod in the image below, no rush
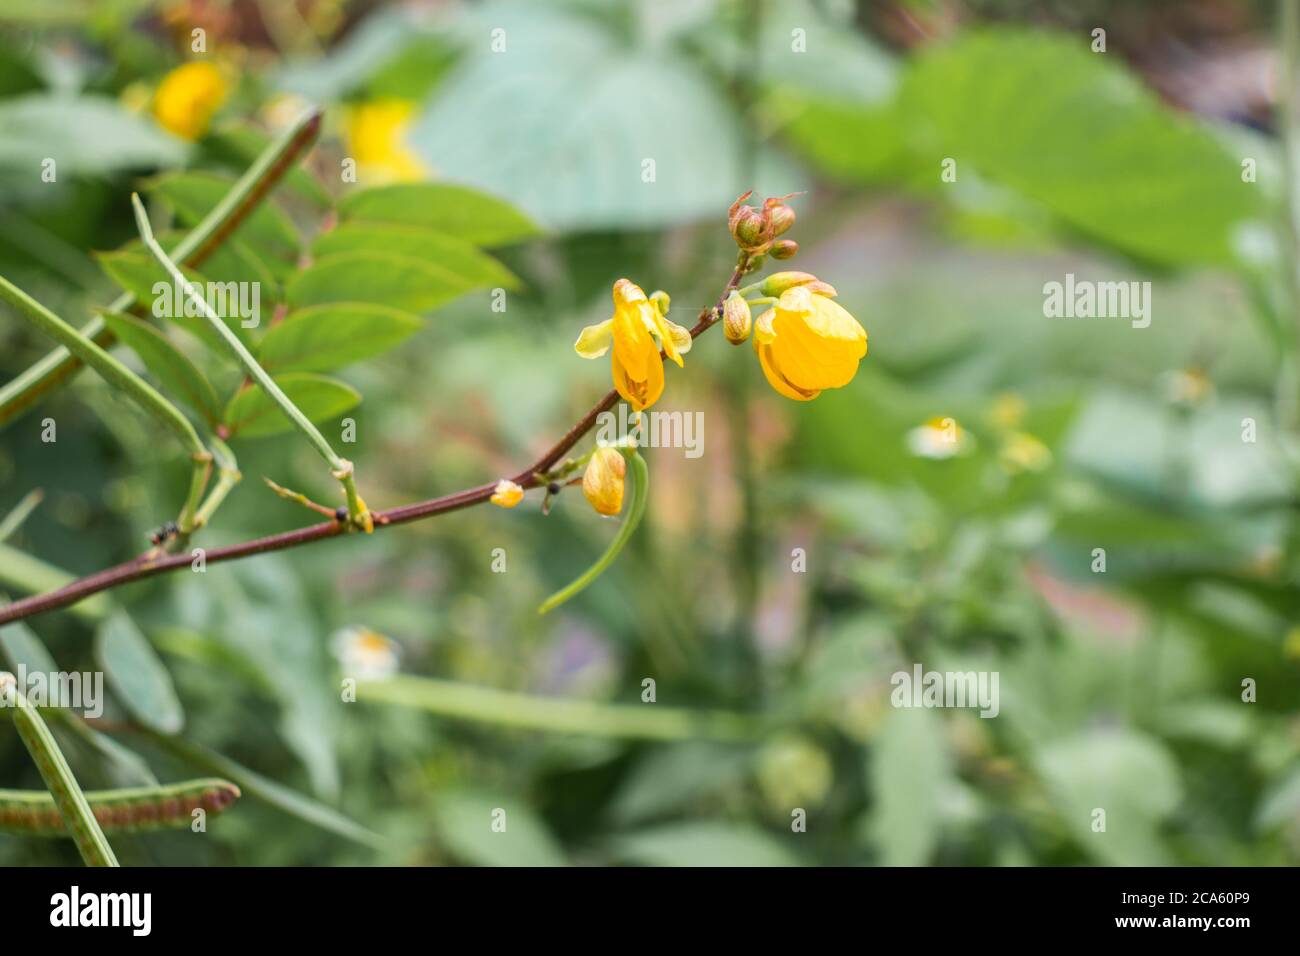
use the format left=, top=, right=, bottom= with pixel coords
left=0, top=673, right=118, bottom=865
left=0, top=778, right=240, bottom=837
left=538, top=447, right=649, bottom=614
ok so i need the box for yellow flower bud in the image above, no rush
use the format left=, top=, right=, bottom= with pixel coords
left=490, top=479, right=524, bottom=508
left=767, top=203, right=796, bottom=236
left=771, top=239, right=798, bottom=260
left=724, top=290, right=752, bottom=345
left=759, top=271, right=836, bottom=297
left=582, top=447, right=626, bottom=516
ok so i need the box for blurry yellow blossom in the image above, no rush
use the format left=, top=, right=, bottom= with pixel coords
left=490, top=479, right=524, bottom=508
left=752, top=283, right=867, bottom=401
left=344, top=99, right=427, bottom=183
left=582, top=446, right=626, bottom=516
left=329, top=627, right=399, bottom=680
left=907, top=416, right=970, bottom=459
left=153, top=61, right=227, bottom=141
left=999, top=431, right=1052, bottom=474
left=1162, top=366, right=1213, bottom=406
left=989, top=392, right=1027, bottom=430
left=575, top=279, right=692, bottom=412
left=1284, top=627, right=1300, bottom=661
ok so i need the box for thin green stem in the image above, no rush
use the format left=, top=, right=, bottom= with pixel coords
left=0, top=675, right=118, bottom=866
left=358, top=673, right=759, bottom=741
left=132, top=194, right=369, bottom=530
left=0, top=489, right=43, bottom=544
left=1278, top=0, right=1300, bottom=430
left=0, top=108, right=323, bottom=429
left=538, top=448, right=649, bottom=615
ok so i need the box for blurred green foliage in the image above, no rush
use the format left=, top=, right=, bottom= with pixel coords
left=0, top=0, right=1297, bottom=867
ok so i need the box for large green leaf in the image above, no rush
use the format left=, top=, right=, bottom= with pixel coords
left=337, top=184, right=539, bottom=247
left=0, top=94, right=187, bottom=176
left=432, top=789, right=566, bottom=866
left=867, top=707, right=950, bottom=866
left=95, top=611, right=184, bottom=735
left=313, top=223, right=520, bottom=290
left=610, top=822, right=800, bottom=867
left=900, top=30, right=1264, bottom=266
left=258, top=303, right=422, bottom=373
left=286, top=251, right=473, bottom=313
left=144, top=170, right=301, bottom=268
left=1036, top=728, right=1183, bottom=866
left=405, top=5, right=796, bottom=231
left=99, top=311, right=222, bottom=426
left=223, top=372, right=360, bottom=438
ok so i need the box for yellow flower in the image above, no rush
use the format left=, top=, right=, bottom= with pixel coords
left=582, top=447, right=626, bottom=516
left=490, top=479, right=524, bottom=508
left=752, top=284, right=867, bottom=401
left=575, top=279, right=693, bottom=412
left=907, top=416, right=969, bottom=459
left=999, top=431, right=1052, bottom=474
left=153, top=62, right=227, bottom=141
left=343, top=99, right=427, bottom=184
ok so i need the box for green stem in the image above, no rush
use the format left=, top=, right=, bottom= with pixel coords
left=0, top=108, right=323, bottom=429
left=1278, top=0, right=1300, bottom=430
left=358, top=674, right=759, bottom=741
left=538, top=447, right=649, bottom=614
left=0, top=274, right=214, bottom=533
left=0, top=489, right=43, bottom=544
left=132, top=194, right=368, bottom=530
left=0, top=676, right=118, bottom=866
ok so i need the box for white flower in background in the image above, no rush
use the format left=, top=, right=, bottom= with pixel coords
left=907, top=416, right=971, bottom=459
left=330, top=627, right=400, bottom=680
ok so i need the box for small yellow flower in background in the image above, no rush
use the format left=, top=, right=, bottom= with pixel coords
left=153, top=61, right=227, bottom=141
left=490, top=479, right=524, bottom=508
left=999, top=431, right=1052, bottom=474
left=752, top=283, right=867, bottom=401
left=1162, top=366, right=1213, bottom=407
left=988, top=392, right=1027, bottom=430
left=343, top=99, right=427, bottom=184
left=330, top=627, right=400, bottom=680
left=1284, top=626, right=1300, bottom=661
left=582, top=447, right=626, bottom=516
left=907, top=416, right=970, bottom=459
left=575, top=279, right=693, bottom=412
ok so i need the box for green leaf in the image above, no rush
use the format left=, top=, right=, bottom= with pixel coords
left=258, top=303, right=422, bottom=374
left=433, top=789, right=565, bottom=866
left=313, top=223, right=520, bottom=290
left=0, top=619, right=58, bottom=675
left=900, top=30, right=1264, bottom=266
left=338, top=183, right=539, bottom=246
left=144, top=170, right=301, bottom=267
left=286, top=251, right=473, bottom=313
left=1036, top=728, right=1183, bottom=866
left=95, top=249, right=255, bottom=355
left=95, top=611, right=184, bottom=735
left=611, top=822, right=800, bottom=867
left=99, top=311, right=222, bottom=426
left=868, top=707, right=950, bottom=866
left=0, top=94, right=187, bottom=177
left=223, top=372, right=360, bottom=438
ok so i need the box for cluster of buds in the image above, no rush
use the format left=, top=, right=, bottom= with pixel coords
left=728, top=190, right=801, bottom=260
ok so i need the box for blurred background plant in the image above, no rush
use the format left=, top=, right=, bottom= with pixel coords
left=0, top=0, right=1297, bottom=866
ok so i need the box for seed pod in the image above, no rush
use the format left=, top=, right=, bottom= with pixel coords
left=723, top=291, right=752, bottom=345
left=0, top=779, right=241, bottom=837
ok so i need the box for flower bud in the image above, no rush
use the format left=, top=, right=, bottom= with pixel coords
left=582, top=447, right=626, bottom=516
left=723, top=290, right=752, bottom=345
left=771, top=239, right=798, bottom=260
left=490, top=479, right=524, bottom=508
left=650, top=290, right=671, bottom=315
left=732, top=207, right=767, bottom=248
left=759, top=271, right=818, bottom=296
left=768, top=204, right=796, bottom=236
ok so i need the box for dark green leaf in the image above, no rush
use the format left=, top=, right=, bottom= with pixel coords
left=286, top=251, right=473, bottom=313
left=223, top=372, right=360, bottom=438
left=338, top=183, right=539, bottom=246
left=99, top=311, right=222, bottom=426
left=258, top=303, right=422, bottom=373
left=313, top=223, right=520, bottom=290
left=95, top=611, right=184, bottom=735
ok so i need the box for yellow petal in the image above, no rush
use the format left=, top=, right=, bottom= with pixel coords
left=574, top=319, right=614, bottom=359
left=756, top=342, right=820, bottom=401
left=613, top=349, right=664, bottom=411
left=490, top=479, right=524, bottom=508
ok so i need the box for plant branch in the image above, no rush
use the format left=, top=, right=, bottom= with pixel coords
left=0, top=257, right=753, bottom=627
left=0, top=108, right=323, bottom=429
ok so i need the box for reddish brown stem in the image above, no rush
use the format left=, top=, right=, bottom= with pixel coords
left=0, top=257, right=751, bottom=627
